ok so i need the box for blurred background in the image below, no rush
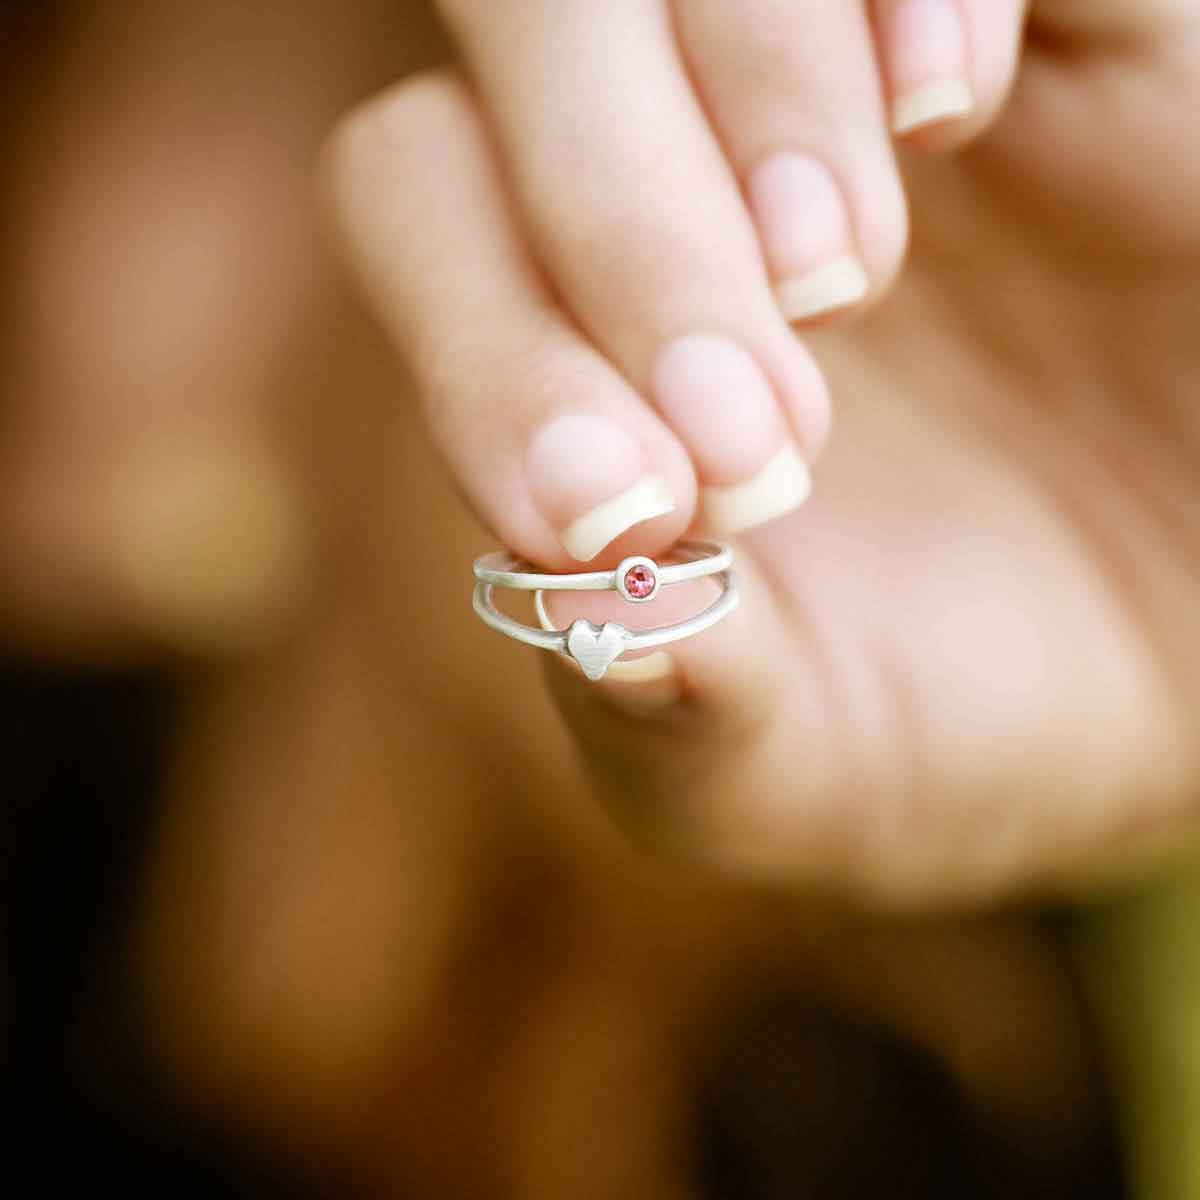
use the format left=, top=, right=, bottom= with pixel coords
left=0, top=4, right=1185, bottom=1196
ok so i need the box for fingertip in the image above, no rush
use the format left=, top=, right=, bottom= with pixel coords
left=555, top=475, right=677, bottom=563
left=650, top=334, right=820, bottom=538
left=892, top=78, right=975, bottom=137
left=521, top=410, right=697, bottom=567
left=699, top=443, right=812, bottom=537
left=748, top=153, right=872, bottom=324
left=764, top=332, right=832, bottom=461
left=878, top=0, right=1026, bottom=151
left=776, top=257, right=872, bottom=325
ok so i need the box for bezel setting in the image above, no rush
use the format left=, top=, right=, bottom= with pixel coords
left=472, top=540, right=737, bottom=681
left=616, top=555, right=661, bottom=603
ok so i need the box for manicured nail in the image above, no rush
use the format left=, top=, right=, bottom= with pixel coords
left=701, top=442, right=811, bottom=535
left=886, top=0, right=973, bottom=134
left=749, top=153, right=868, bottom=323
left=526, top=414, right=676, bottom=561
left=112, top=446, right=307, bottom=649
left=775, top=257, right=870, bottom=324
left=892, top=78, right=973, bottom=134
left=652, top=335, right=810, bottom=535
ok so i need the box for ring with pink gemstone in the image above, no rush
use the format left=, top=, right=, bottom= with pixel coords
left=472, top=540, right=738, bottom=681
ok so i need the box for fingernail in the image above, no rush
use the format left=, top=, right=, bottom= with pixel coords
left=701, top=442, right=811, bottom=535
left=749, top=153, right=868, bottom=323
left=112, top=445, right=307, bottom=650
left=892, top=79, right=973, bottom=134
left=775, top=257, right=870, bottom=324
left=652, top=335, right=810, bottom=535
left=887, top=0, right=973, bottom=134
left=526, top=414, right=676, bottom=561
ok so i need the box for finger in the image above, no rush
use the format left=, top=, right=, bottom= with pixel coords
left=329, top=72, right=696, bottom=568
left=676, top=0, right=907, bottom=327
left=541, top=551, right=792, bottom=833
left=872, top=0, right=1028, bottom=147
left=438, top=0, right=826, bottom=538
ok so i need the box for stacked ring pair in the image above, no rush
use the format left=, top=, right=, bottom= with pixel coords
left=472, top=541, right=739, bottom=681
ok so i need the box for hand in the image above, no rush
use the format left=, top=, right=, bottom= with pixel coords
left=331, top=0, right=1200, bottom=906
left=0, top=6, right=1123, bottom=1195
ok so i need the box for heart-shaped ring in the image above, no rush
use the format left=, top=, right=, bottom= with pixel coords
left=472, top=541, right=738, bottom=681
left=565, top=620, right=629, bottom=681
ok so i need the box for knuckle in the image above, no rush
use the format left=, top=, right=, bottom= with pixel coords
left=542, top=178, right=747, bottom=309
left=553, top=205, right=686, bottom=287
left=525, top=114, right=729, bottom=280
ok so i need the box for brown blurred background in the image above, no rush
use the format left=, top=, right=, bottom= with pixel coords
left=0, top=5, right=1128, bottom=1197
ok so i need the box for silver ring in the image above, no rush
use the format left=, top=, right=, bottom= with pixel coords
left=472, top=540, right=739, bottom=680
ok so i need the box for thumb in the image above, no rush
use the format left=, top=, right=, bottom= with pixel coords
left=539, top=549, right=794, bottom=855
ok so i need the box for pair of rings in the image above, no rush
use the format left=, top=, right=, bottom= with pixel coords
left=473, top=541, right=738, bottom=681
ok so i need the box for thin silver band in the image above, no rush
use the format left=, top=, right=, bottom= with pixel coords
left=471, top=540, right=739, bottom=681
left=471, top=571, right=739, bottom=680
left=473, top=539, right=731, bottom=592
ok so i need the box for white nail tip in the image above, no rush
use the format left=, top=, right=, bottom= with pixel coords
left=701, top=443, right=811, bottom=536
left=775, top=256, right=870, bottom=323
left=892, top=78, right=974, bottom=135
left=558, top=475, right=675, bottom=562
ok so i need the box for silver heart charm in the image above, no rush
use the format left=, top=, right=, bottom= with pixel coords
left=566, top=620, right=628, bottom=681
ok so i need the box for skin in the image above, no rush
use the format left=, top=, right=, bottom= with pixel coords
left=332, top=1, right=1200, bottom=903
left=4, top=1, right=1200, bottom=1195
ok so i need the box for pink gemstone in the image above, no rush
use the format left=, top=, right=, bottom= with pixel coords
left=623, top=564, right=656, bottom=600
